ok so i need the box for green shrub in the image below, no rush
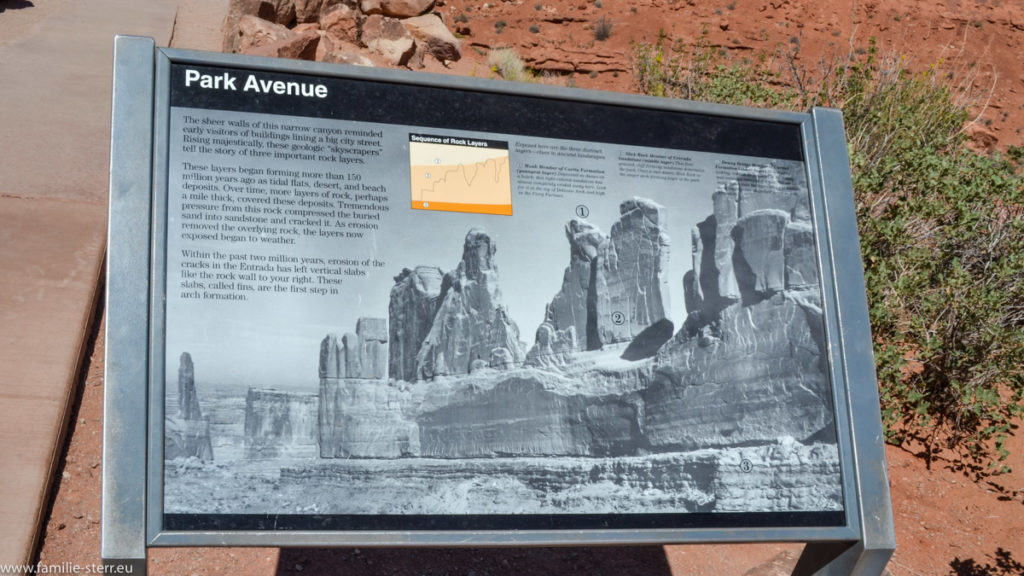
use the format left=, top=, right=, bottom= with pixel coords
left=631, top=34, right=794, bottom=108
left=632, top=37, right=1024, bottom=476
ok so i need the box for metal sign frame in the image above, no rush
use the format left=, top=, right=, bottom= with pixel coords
left=103, top=35, right=895, bottom=574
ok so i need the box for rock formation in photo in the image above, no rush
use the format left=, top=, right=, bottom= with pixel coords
left=543, top=218, right=606, bottom=352
left=388, top=266, right=444, bottom=382
left=684, top=163, right=813, bottom=323
left=647, top=163, right=832, bottom=451
left=165, top=352, right=214, bottom=461
left=412, top=228, right=525, bottom=379
left=318, top=170, right=833, bottom=476
left=594, top=197, right=672, bottom=345
left=319, top=318, right=389, bottom=380
left=243, top=388, right=319, bottom=458
left=319, top=319, right=417, bottom=458
left=527, top=197, right=671, bottom=365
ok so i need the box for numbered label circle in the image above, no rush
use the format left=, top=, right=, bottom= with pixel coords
left=575, top=205, right=590, bottom=218
left=611, top=311, right=626, bottom=325
left=740, top=459, right=753, bottom=473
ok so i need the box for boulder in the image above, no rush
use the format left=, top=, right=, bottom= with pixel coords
left=361, top=0, right=434, bottom=18
left=259, top=0, right=298, bottom=25
left=319, top=3, right=360, bottom=44
left=620, top=318, right=674, bottom=361
left=489, top=347, right=514, bottom=370
left=246, top=30, right=320, bottom=60
left=402, top=14, right=461, bottom=62
left=388, top=266, right=444, bottom=382
left=360, top=14, right=417, bottom=66
left=316, top=33, right=380, bottom=66
left=593, top=197, right=671, bottom=346
left=293, top=0, right=325, bottom=23
left=222, top=0, right=260, bottom=52
left=235, top=14, right=293, bottom=54
left=323, top=50, right=378, bottom=67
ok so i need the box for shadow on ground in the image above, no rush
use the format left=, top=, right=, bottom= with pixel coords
left=277, top=546, right=673, bottom=576
left=0, top=0, right=34, bottom=13
left=949, top=548, right=1024, bottom=576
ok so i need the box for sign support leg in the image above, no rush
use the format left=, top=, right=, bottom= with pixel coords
left=102, top=35, right=155, bottom=576
left=793, top=541, right=893, bottom=575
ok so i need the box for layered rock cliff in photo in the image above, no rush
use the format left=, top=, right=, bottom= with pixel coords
left=318, top=318, right=416, bottom=458
left=243, top=388, right=319, bottom=458
left=165, top=352, right=214, bottom=461
left=314, top=173, right=837, bottom=514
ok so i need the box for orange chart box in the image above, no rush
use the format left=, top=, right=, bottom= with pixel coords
left=409, top=135, right=512, bottom=216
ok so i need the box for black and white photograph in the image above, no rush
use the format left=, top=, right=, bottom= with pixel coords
left=161, top=68, right=844, bottom=529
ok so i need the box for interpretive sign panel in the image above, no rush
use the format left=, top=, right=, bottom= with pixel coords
left=163, top=59, right=842, bottom=528
left=104, top=36, right=894, bottom=572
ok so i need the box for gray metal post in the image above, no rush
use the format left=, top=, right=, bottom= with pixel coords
left=102, top=35, right=155, bottom=575
left=790, top=107, right=897, bottom=575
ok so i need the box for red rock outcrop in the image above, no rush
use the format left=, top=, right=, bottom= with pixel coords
left=223, top=0, right=461, bottom=66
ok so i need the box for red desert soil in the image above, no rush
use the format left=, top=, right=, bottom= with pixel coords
left=38, top=0, right=1024, bottom=573
left=423, top=0, right=1024, bottom=151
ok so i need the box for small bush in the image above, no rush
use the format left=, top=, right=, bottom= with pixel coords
left=529, top=25, right=540, bottom=34
left=488, top=48, right=533, bottom=82
left=594, top=16, right=613, bottom=41
left=494, top=20, right=507, bottom=33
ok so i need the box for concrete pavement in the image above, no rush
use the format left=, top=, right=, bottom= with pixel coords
left=0, top=0, right=179, bottom=565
